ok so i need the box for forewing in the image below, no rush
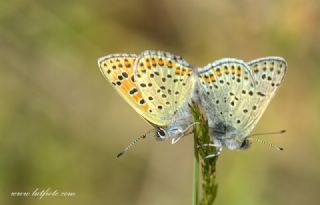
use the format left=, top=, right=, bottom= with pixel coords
left=244, top=57, right=287, bottom=131
left=98, top=54, right=154, bottom=122
left=197, top=59, right=256, bottom=135
left=134, top=50, right=194, bottom=126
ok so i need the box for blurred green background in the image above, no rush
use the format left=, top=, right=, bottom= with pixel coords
left=1, top=0, right=319, bottom=205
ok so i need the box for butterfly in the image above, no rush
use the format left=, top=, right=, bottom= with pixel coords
left=197, top=57, right=287, bottom=156
left=98, top=50, right=196, bottom=156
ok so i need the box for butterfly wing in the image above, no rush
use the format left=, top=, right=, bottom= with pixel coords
left=98, top=53, right=155, bottom=123
left=244, top=57, right=287, bottom=131
left=197, top=59, right=256, bottom=136
left=133, top=50, right=195, bottom=126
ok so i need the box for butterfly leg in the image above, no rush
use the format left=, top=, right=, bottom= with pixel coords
left=197, top=143, right=216, bottom=148
left=205, top=146, right=222, bottom=158
left=171, top=122, right=200, bottom=144
left=196, top=139, right=223, bottom=158
left=171, top=136, right=183, bottom=144
left=197, top=139, right=221, bottom=148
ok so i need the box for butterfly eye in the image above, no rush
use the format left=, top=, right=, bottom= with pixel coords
left=239, top=139, right=250, bottom=150
left=156, top=128, right=166, bottom=139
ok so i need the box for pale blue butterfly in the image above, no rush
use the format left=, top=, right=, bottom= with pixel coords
left=196, top=57, right=287, bottom=156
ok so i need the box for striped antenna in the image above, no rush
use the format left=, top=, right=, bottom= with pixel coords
left=116, top=129, right=154, bottom=158
left=250, top=138, right=284, bottom=151
left=248, top=130, right=286, bottom=137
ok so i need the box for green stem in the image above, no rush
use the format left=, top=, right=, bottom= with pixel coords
left=192, top=133, right=199, bottom=205
left=189, top=101, right=219, bottom=205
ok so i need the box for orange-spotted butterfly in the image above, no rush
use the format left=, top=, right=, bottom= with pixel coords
left=98, top=50, right=196, bottom=156
left=197, top=57, right=287, bottom=157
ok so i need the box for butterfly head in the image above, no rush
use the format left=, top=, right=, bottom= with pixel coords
left=156, top=127, right=168, bottom=140
left=155, top=126, right=185, bottom=140
left=239, top=138, right=251, bottom=150
left=222, top=131, right=251, bottom=150
left=223, top=136, right=251, bottom=150
left=212, top=124, right=251, bottom=150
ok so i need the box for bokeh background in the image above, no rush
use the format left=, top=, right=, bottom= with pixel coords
left=1, top=0, right=320, bottom=205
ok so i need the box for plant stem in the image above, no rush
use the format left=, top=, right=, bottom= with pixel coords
left=192, top=132, right=199, bottom=205
left=189, top=101, right=219, bottom=205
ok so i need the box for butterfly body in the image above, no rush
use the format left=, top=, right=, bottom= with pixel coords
left=154, top=103, right=194, bottom=143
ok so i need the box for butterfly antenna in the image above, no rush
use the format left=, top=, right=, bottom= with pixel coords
left=116, top=130, right=154, bottom=158
left=248, top=129, right=286, bottom=137
left=250, top=138, right=284, bottom=151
